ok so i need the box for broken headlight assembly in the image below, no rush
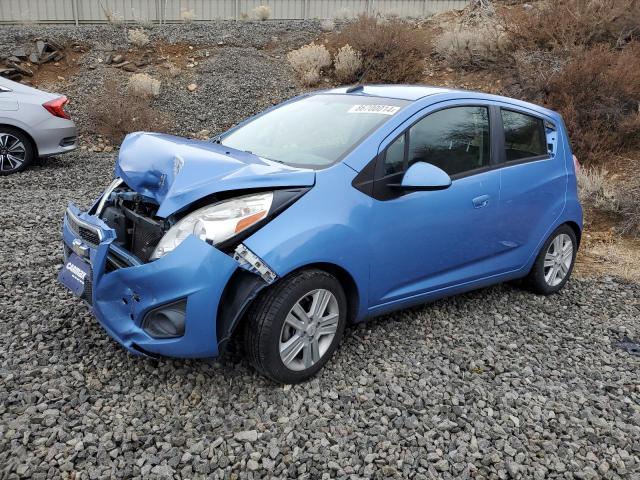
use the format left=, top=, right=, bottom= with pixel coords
left=150, top=192, right=274, bottom=260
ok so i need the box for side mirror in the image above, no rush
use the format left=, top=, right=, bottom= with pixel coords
left=397, top=162, right=452, bottom=191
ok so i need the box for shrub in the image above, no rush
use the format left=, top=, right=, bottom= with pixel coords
left=329, top=15, right=428, bottom=83
left=127, top=73, right=161, bottom=98
left=617, top=180, right=640, bottom=237
left=576, top=167, right=618, bottom=211
left=90, top=80, right=172, bottom=144
left=504, top=0, right=640, bottom=52
left=333, top=8, right=352, bottom=20
left=180, top=9, right=195, bottom=23
left=287, top=43, right=331, bottom=86
left=127, top=28, right=149, bottom=48
left=320, top=19, right=335, bottom=32
left=433, top=25, right=507, bottom=69
left=333, top=44, right=362, bottom=83
left=542, top=44, right=640, bottom=164
left=252, top=5, right=271, bottom=21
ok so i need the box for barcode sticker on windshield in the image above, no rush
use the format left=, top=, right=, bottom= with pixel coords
left=347, top=104, right=401, bottom=115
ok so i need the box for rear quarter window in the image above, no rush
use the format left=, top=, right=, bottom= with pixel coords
left=501, top=109, right=547, bottom=161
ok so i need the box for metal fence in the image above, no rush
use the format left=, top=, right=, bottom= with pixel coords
left=0, top=0, right=469, bottom=24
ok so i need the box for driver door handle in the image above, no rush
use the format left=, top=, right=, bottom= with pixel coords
left=472, top=194, right=490, bottom=209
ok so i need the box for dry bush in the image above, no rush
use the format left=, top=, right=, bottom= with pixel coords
left=251, top=5, right=271, bottom=21
left=287, top=43, right=331, bottom=86
left=90, top=80, right=172, bottom=144
left=320, top=19, right=335, bottom=32
left=127, top=73, right=161, bottom=98
left=434, top=25, right=507, bottom=68
left=542, top=44, right=640, bottom=164
left=180, top=9, right=196, bottom=23
left=617, top=180, right=640, bottom=237
left=505, top=0, right=640, bottom=52
left=127, top=28, right=149, bottom=48
left=333, top=44, right=362, bottom=83
left=576, top=167, right=619, bottom=211
left=333, top=8, right=352, bottom=20
left=329, top=15, right=428, bottom=83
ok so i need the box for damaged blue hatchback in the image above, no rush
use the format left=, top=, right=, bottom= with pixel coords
left=59, top=85, right=582, bottom=383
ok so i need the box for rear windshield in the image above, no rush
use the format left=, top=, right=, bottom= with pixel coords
left=220, top=94, right=408, bottom=168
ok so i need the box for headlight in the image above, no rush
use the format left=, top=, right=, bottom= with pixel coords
left=150, top=192, right=273, bottom=260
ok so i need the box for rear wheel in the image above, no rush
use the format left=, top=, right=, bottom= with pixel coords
left=244, top=269, right=347, bottom=384
left=0, top=127, right=34, bottom=175
left=525, top=225, right=577, bottom=295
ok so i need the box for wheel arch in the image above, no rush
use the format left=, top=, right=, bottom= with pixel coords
left=217, top=260, right=363, bottom=352
left=565, top=220, right=582, bottom=247
left=0, top=122, right=39, bottom=156
left=292, top=262, right=361, bottom=325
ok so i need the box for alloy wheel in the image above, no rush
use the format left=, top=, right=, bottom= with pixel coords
left=279, top=288, right=340, bottom=371
left=543, top=233, right=573, bottom=287
left=0, top=133, right=26, bottom=173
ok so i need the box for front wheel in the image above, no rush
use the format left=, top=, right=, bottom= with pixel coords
left=244, top=269, right=347, bottom=384
left=525, top=224, right=577, bottom=295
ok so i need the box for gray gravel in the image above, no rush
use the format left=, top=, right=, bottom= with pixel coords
left=1, top=151, right=639, bottom=479
left=0, top=22, right=321, bottom=138
left=1, top=22, right=640, bottom=480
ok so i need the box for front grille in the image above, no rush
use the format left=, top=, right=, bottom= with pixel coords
left=66, top=209, right=102, bottom=248
left=79, top=226, right=100, bottom=246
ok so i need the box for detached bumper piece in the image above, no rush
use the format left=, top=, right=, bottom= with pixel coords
left=233, top=244, right=277, bottom=284
left=60, top=203, right=239, bottom=358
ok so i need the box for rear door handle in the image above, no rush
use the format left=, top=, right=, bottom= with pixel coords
left=472, top=194, right=490, bottom=209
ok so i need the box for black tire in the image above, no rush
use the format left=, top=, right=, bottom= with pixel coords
left=0, top=127, right=35, bottom=175
left=525, top=224, right=578, bottom=295
left=244, top=269, right=347, bottom=384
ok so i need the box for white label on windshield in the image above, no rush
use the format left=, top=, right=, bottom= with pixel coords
left=347, top=104, right=400, bottom=115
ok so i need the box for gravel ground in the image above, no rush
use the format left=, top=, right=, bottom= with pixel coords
left=1, top=22, right=640, bottom=480
left=0, top=152, right=639, bottom=479
left=0, top=22, right=319, bottom=137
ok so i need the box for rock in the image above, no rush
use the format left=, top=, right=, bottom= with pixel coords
left=122, top=64, right=137, bottom=72
left=246, top=460, right=260, bottom=470
left=12, top=47, right=27, bottom=58
left=47, top=39, right=64, bottom=51
left=234, top=430, right=258, bottom=442
left=112, top=54, right=124, bottom=63
left=37, top=40, right=47, bottom=56
left=187, top=83, right=197, bottom=92
left=7, top=63, right=33, bottom=77
left=39, top=52, right=57, bottom=64
left=29, top=52, right=39, bottom=64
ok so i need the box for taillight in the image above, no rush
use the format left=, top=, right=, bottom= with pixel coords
left=43, top=96, right=71, bottom=120
left=572, top=154, right=580, bottom=172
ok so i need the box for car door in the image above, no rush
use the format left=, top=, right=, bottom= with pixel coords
left=368, top=104, right=505, bottom=308
left=494, top=107, right=566, bottom=271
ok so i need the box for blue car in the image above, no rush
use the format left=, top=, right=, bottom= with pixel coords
left=59, top=85, right=582, bottom=383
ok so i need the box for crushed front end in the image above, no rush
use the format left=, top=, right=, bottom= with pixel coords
left=59, top=181, right=242, bottom=358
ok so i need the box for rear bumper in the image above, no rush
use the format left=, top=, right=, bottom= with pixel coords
left=35, top=120, right=78, bottom=157
left=61, top=204, right=238, bottom=358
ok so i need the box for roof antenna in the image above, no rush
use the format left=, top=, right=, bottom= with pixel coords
left=346, top=85, right=364, bottom=93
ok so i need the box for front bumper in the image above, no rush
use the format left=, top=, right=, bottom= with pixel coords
left=61, top=204, right=238, bottom=358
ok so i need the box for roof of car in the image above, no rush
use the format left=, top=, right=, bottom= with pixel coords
left=325, top=84, right=453, bottom=101
left=322, top=84, right=559, bottom=119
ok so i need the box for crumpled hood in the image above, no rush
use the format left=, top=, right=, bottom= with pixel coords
left=115, top=132, right=315, bottom=217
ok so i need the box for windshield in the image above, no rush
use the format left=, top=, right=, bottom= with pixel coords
left=220, top=94, right=408, bottom=168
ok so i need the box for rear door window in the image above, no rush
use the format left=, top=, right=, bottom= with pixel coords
left=501, top=109, right=547, bottom=161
